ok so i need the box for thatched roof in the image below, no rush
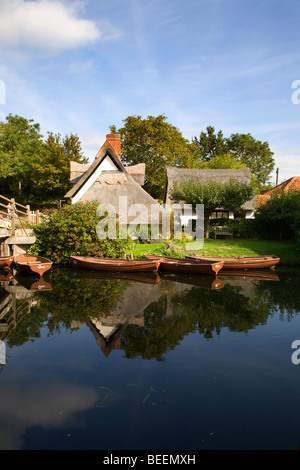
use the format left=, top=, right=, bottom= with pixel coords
left=64, top=139, right=161, bottom=224
left=65, top=147, right=127, bottom=199
left=164, top=167, right=257, bottom=211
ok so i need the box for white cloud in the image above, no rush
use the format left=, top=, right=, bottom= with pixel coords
left=0, top=379, right=99, bottom=449
left=0, top=0, right=105, bottom=52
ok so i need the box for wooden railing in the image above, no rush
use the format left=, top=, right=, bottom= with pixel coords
left=0, top=194, right=40, bottom=235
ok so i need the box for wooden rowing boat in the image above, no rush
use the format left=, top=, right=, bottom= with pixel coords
left=185, top=254, right=280, bottom=270
left=144, top=254, right=223, bottom=274
left=0, top=255, right=14, bottom=267
left=14, top=254, right=53, bottom=277
left=70, top=256, right=160, bottom=272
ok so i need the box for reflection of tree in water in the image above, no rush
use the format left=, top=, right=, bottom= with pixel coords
left=5, top=302, right=44, bottom=348
left=1, top=269, right=129, bottom=348
left=0, top=287, right=45, bottom=349
left=2, top=267, right=300, bottom=362
left=176, top=284, right=271, bottom=339
left=121, top=282, right=272, bottom=360
left=122, top=295, right=180, bottom=361
left=37, top=269, right=130, bottom=334
left=254, top=269, right=300, bottom=320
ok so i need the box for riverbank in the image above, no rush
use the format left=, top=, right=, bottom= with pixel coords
left=133, top=239, right=300, bottom=265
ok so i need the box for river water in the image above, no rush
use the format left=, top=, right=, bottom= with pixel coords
left=0, top=265, right=300, bottom=450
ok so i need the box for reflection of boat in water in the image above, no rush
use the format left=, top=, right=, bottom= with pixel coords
left=144, top=255, right=223, bottom=275
left=71, top=269, right=162, bottom=285
left=14, top=254, right=53, bottom=277
left=70, top=256, right=160, bottom=272
left=16, top=276, right=53, bottom=291
left=186, top=254, right=280, bottom=270
left=218, top=270, right=280, bottom=281
left=158, top=272, right=224, bottom=290
left=0, top=269, right=14, bottom=283
left=211, top=278, right=224, bottom=289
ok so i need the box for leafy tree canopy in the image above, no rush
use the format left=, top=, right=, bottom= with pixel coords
left=0, top=114, right=87, bottom=207
left=200, top=152, right=246, bottom=170
left=114, top=115, right=194, bottom=199
left=0, top=114, right=44, bottom=197
left=191, top=125, right=227, bottom=161
left=30, top=132, right=88, bottom=206
left=191, top=126, right=275, bottom=191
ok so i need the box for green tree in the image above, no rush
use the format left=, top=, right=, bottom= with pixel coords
left=116, top=115, right=194, bottom=199
left=0, top=114, right=89, bottom=207
left=200, top=152, right=246, bottom=170
left=170, top=178, right=254, bottom=239
left=30, top=132, right=88, bottom=206
left=191, top=126, right=275, bottom=191
left=191, top=126, right=227, bottom=161
left=0, top=114, right=44, bottom=201
left=226, top=133, right=275, bottom=191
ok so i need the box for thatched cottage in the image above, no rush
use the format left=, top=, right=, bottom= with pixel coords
left=65, top=134, right=161, bottom=224
left=163, top=167, right=257, bottom=219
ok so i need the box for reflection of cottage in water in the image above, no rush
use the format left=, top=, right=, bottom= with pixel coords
left=71, top=279, right=194, bottom=357
left=81, top=282, right=166, bottom=356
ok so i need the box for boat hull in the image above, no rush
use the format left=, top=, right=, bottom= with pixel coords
left=0, top=255, right=14, bottom=267
left=144, top=255, right=223, bottom=274
left=70, top=256, right=160, bottom=272
left=185, top=255, right=280, bottom=270
left=14, top=254, right=52, bottom=277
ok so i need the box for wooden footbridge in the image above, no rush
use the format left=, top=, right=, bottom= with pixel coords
left=0, top=194, right=40, bottom=255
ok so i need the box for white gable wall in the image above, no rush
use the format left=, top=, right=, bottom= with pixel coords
left=72, top=156, right=118, bottom=204
left=100, top=156, right=118, bottom=172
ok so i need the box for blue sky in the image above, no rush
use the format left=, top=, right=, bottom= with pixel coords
left=0, top=0, right=300, bottom=185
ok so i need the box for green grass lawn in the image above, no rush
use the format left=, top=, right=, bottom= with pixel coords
left=132, top=239, right=300, bottom=265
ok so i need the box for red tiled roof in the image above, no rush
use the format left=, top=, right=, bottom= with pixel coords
left=256, top=177, right=300, bottom=206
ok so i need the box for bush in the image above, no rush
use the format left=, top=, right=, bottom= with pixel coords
left=30, top=201, right=134, bottom=264
left=209, top=217, right=256, bottom=238
left=292, top=211, right=300, bottom=245
left=255, top=191, right=300, bottom=240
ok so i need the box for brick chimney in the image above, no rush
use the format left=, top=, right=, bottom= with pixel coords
left=106, top=134, right=121, bottom=159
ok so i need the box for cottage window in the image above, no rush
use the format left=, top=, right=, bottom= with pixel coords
left=210, top=211, right=229, bottom=219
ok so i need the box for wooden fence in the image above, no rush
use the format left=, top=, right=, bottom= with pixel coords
left=0, top=194, right=40, bottom=235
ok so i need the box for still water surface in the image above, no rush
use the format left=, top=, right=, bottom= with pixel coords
left=1, top=265, right=300, bottom=450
